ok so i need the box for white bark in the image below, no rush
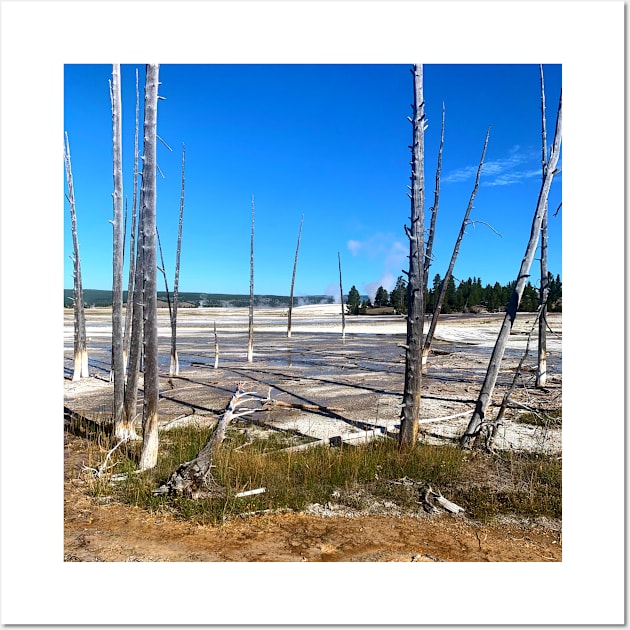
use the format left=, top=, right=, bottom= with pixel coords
left=64, top=132, right=89, bottom=380
left=139, top=64, right=161, bottom=470
left=460, top=90, right=562, bottom=448
left=338, top=252, right=345, bottom=339
left=110, top=64, right=125, bottom=434
left=287, top=214, right=304, bottom=338
left=169, top=143, right=185, bottom=376
left=247, top=195, right=255, bottom=363
left=399, top=64, right=426, bottom=449
left=213, top=321, right=219, bottom=369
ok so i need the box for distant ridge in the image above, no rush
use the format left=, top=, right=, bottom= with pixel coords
left=64, top=289, right=337, bottom=309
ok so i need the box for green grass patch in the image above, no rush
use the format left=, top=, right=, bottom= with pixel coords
left=80, top=426, right=561, bottom=526
left=513, top=409, right=562, bottom=426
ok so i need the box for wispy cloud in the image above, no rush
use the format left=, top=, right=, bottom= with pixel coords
left=484, top=169, right=541, bottom=187
left=346, top=234, right=407, bottom=298
left=346, top=233, right=406, bottom=266
left=347, top=239, right=362, bottom=256
left=443, top=145, right=542, bottom=187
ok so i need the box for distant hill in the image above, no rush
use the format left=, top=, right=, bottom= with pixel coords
left=64, top=289, right=336, bottom=309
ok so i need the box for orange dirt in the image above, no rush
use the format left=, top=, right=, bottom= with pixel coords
left=64, top=434, right=561, bottom=562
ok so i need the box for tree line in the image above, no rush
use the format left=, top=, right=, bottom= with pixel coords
left=343, top=272, right=562, bottom=316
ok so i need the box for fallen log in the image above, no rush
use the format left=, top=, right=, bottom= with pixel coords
left=431, top=490, right=465, bottom=514
left=234, top=487, right=266, bottom=498
left=329, top=428, right=384, bottom=447
left=153, top=383, right=262, bottom=498
left=274, top=438, right=330, bottom=453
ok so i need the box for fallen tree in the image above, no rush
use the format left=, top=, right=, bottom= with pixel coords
left=153, top=383, right=262, bottom=498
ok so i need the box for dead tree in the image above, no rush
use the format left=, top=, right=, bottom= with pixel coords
left=213, top=321, right=219, bottom=369
left=399, top=64, right=427, bottom=450
left=64, top=132, right=89, bottom=380
left=338, top=251, right=346, bottom=339
left=287, top=214, right=304, bottom=338
left=122, top=199, right=144, bottom=439
left=153, top=384, right=262, bottom=498
left=169, top=143, right=185, bottom=376
left=247, top=195, right=255, bottom=363
left=121, top=73, right=145, bottom=441
left=110, top=64, right=125, bottom=435
left=537, top=65, right=549, bottom=388
left=139, top=64, right=161, bottom=470
left=423, top=102, right=445, bottom=288
left=157, top=227, right=173, bottom=316
left=484, top=307, right=543, bottom=451
left=460, top=89, right=562, bottom=449
left=422, top=127, right=490, bottom=367
left=123, top=68, right=140, bottom=372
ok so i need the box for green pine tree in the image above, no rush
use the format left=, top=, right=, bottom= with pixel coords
left=346, top=285, right=361, bottom=315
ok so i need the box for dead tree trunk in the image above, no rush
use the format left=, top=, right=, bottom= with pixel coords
left=422, top=127, right=490, bottom=367
left=152, top=384, right=261, bottom=498
left=338, top=251, right=346, bottom=339
left=156, top=227, right=173, bottom=322
left=139, top=64, right=161, bottom=470
left=247, top=195, right=255, bottom=363
left=485, top=308, right=542, bottom=451
left=423, top=102, right=445, bottom=288
left=399, top=64, right=426, bottom=450
left=122, top=200, right=144, bottom=438
left=537, top=65, right=549, bottom=388
left=460, top=90, right=562, bottom=448
left=287, top=214, right=304, bottom=338
left=169, top=143, right=185, bottom=376
left=110, top=64, right=125, bottom=434
left=213, top=321, right=219, bottom=369
left=64, top=132, right=89, bottom=380
left=123, top=68, right=140, bottom=373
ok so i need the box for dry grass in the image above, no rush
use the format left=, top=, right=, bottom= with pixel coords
left=69, top=414, right=561, bottom=526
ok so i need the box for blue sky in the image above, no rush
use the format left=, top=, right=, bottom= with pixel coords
left=64, top=63, right=562, bottom=300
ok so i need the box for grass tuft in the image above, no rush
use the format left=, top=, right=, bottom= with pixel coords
left=78, top=425, right=561, bottom=526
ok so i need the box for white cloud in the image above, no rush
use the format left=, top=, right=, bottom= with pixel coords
left=345, top=234, right=407, bottom=300
left=442, top=165, right=478, bottom=184
left=347, top=239, right=362, bottom=256
left=484, top=169, right=541, bottom=187
left=443, top=145, right=541, bottom=187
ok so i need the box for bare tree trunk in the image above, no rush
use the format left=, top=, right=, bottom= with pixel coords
left=122, top=203, right=144, bottom=437
left=422, top=127, right=490, bottom=367
left=139, top=64, right=161, bottom=470
left=123, top=68, right=140, bottom=373
left=537, top=209, right=549, bottom=387
left=486, top=308, right=542, bottom=451
left=287, top=214, right=304, bottom=338
left=338, top=251, right=345, bottom=339
left=213, top=321, right=219, bottom=369
left=537, top=65, right=549, bottom=388
left=247, top=195, right=255, bottom=363
left=156, top=228, right=173, bottom=322
left=423, top=102, right=445, bottom=288
left=399, top=64, right=426, bottom=450
left=64, top=132, right=89, bottom=380
left=460, top=91, right=561, bottom=448
left=110, top=64, right=125, bottom=435
left=169, top=143, right=185, bottom=376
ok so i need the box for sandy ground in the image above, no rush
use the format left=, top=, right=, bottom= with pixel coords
left=64, top=306, right=562, bottom=562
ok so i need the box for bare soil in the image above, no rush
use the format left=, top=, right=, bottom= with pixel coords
left=64, top=307, right=562, bottom=562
